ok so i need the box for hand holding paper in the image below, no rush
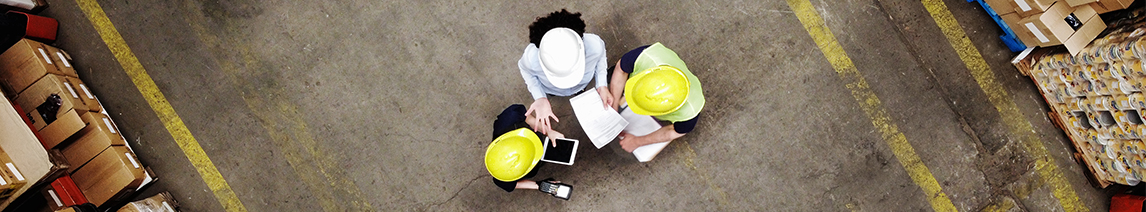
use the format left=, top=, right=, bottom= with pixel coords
left=570, top=91, right=628, bottom=149
left=620, top=106, right=671, bottom=162
left=596, top=87, right=613, bottom=108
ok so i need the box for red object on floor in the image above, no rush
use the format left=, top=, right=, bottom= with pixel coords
left=7, top=11, right=57, bottom=43
left=1112, top=193, right=1146, bottom=212
left=49, top=175, right=88, bottom=208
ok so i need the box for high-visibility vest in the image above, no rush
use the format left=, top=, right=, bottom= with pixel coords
left=631, top=42, right=705, bottom=122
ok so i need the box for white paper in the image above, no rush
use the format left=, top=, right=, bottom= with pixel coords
left=620, top=106, right=670, bottom=162
left=570, top=91, right=628, bottom=148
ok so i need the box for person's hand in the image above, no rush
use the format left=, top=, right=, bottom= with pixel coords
left=547, top=130, right=565, bottom=147
left=596, top=87, right=613, bottom=109
left=527, top=98, right=558, bottom=135
left=619, top=132, right=641, bottom=152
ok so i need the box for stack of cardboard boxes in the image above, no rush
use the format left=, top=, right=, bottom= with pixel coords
left=0, top=149, right=26, bottom=201
left=0, top=38, right=145, bottom=207
left=989, top=0, right=1135, bottom=55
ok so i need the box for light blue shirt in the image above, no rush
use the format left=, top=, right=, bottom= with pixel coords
left=518, top=33, right=608, bottom=100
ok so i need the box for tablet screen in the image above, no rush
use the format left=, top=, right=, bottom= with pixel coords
left=543, top=138, right=577, bottom=164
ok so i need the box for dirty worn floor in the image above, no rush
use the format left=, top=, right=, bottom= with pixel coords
left=9, top=0, right=1123, bottom=211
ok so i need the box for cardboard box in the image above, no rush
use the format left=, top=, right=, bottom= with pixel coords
left=43, top=175, right=87, bottom=211
left=44, top=186, right=67, bottom=210
left=117, top=192, right=177, bottom=212
left=0, top=39, right=69, bottom=94
left=0, top=170, right=13, bottom=199
left=1098, top=0, right=1135, bottom=12
left=986, top=0, right=1017, bottom=16
left=66, top=77, right=101, bottom=112
left=62, top=112, right=126, bottom=172
left=1015, top=3, right=1102, bottom=53
left=1001, top=13, right=1040, bottom=46
left=1012, top=0, right=1057, bottom=17
left=0, top=152, right=26, bottom=185
left=14, top=74, right=94, bottom=147
left=1092, top=2, right=1112, bottom=13
left=1017, top=2, right=1078, bottom=46
left=72, top=146, right=144, bottom=206
left=34, top=109, right=85, bottom=149
left=41, top=45, right=78, bottom=78
left=15, top=74, right=89, bottom=115
left=0, top=151, right=27, bottom=199
left=1062, top=13, right=1107, bottom=55
left=1065, top=0, right=1098, bottom=7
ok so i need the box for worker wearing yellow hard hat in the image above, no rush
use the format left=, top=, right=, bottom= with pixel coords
left=487, top=104, right=566, bottom=192
left=605, top=42, right=706, bottom=152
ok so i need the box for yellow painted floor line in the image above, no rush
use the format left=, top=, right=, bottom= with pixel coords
left=918, top=0, right=1086, bottom=211
left=680, top=142, right=731, bottom=207
left=785, top=0, right=959, bottom=211
left=74, top=0, right=248, bottom=211
left=178, top=2, right=374, bottom=210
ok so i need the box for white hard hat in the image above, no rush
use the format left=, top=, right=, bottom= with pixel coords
left=538, top=28, right=585, bottom=89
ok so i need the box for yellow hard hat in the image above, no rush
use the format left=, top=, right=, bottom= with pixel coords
left=485, top=128, right=544, bottom=182
left=625, top=65, right=690, bottom=116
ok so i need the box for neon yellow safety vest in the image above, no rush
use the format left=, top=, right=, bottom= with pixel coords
left=631, top=43, right=705, bottom=122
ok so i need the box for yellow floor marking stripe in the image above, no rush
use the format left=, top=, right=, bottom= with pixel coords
left=680, top=142, right=730, bottom=207
left=785, top=0, right=959, bottom=211
left=918, top=0, right=1086, bottom=211
left=75, top=0, right=248, bottom=211
left=179, top=2, right=374, bottom=211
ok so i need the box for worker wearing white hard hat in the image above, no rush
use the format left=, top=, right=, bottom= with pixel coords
left=518, top=9, right=612, bottom=135
left=605, top=43, right=706, bottom=153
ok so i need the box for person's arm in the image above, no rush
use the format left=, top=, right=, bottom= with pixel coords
left=608, top=60, right=628, bottom=111
left=619, top=125, right=686, bottom=152
left=519, top=47, right=548, bottom=100
left=515, top=180, right=540, bottom=190
left=519, top=47, right=559, bottom=134
left=588, top=36, right=609, bottom=89
left=525, top=111, right=563, bottom=146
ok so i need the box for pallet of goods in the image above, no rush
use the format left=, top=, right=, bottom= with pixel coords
left=1018, top=5, right=1146, bottom=187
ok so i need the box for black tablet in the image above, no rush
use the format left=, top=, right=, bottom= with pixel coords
left=541, top=138, right=579, bottom=165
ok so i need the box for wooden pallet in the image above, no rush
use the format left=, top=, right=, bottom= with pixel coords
left=1047, top=109, right=1114, bottom=188
left=1014, top=45, right=1117, bottom=187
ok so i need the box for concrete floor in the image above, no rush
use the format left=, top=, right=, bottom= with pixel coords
left=8, top=0, right=1123, bottom=211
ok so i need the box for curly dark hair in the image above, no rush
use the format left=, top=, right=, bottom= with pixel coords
left=528, top=9, right=586, bottom=46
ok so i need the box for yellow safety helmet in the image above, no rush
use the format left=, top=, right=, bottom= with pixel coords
left=625, top=65, right=691, bottom=116
left=485, top=128, right=544, bottom=182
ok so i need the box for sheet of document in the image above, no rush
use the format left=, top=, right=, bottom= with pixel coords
left=570, top=91, right=628, bottom=149
left=620, top=107, right=670, bottom=162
